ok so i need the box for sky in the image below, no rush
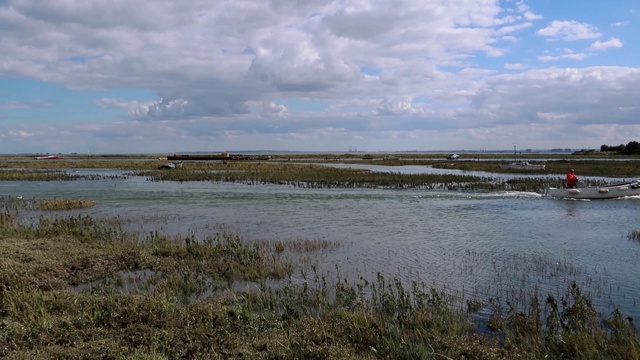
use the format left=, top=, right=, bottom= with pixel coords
left=1, top=0, right=639, bottom=154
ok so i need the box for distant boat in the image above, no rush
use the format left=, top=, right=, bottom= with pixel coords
left=499, top=145, right=544, bottom=170
left=34, top=155, right=59, bottom=160
left=446, top=154, right=459, bottom=160
left=498, top=161, right=545, bottom=171
left=158, top=161, right=183, bottom=170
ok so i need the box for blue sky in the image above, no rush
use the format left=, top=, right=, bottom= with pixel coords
left=1, top=0, right=639, bottom=153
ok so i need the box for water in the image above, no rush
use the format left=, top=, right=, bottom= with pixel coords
left=3, top=165, right=640, bottom=323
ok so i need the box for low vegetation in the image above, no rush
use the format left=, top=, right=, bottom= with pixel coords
left=0, top=209, right=638, bottom=359
left=1, top=197, right=96, bottom=211
left=2, top=154, right=638, bottom=194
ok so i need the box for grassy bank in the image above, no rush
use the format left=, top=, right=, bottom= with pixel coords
left=1, top=207, right=638, bottom=359
left=2, top=155, right=639, bottom=196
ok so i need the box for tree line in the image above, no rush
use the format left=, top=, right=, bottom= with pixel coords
left=600, top=141, right=640, bottom=155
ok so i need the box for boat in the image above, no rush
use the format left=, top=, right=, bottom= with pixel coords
left=498, top=161, right=545, bottom=170
left=446, top=153, right=460, bottom=160
left=34, top=155, right=59, bottom=160
left=499, top=145, right=544, bottom=170
left=547, top=180, right=640, bottom=200
left=158, top=161, right=183, bottom=170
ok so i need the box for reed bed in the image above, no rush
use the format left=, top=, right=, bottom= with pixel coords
left=0, top=169, right=81, bottom=181
left=134, top=162, right=568, bottom=193
left=0, top=210, right=638, bottom=358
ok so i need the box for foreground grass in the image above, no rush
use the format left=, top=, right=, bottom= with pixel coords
left=0, top=211, right=638, bottom=359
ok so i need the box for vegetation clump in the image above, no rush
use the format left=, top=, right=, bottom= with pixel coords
left=1, top=197, right=95, bottom=211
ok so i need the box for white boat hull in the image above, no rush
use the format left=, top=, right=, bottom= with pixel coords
left=547, top=180, right=640, bottom=199
left=498, top=162, right=545, bottom=170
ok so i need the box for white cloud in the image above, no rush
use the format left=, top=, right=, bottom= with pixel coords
left=8, top=130, right=34, bottom=138
left=262, top=101, right=290, bottom=116
left=611, top=21, right=629, bottom=27
left=536, top=20, right=601, bottom=41
left=374, top=97, right=420, bottom=116
left=0, top=1, right=639, bottom=153
left=538, top=52, right=588, bottom=62
left=588, top=37, right=623, bottom=51
left=504, top=63, right=525, bottom=70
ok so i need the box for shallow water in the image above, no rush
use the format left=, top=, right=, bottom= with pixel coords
left=3, top=165, right=640, bottom=323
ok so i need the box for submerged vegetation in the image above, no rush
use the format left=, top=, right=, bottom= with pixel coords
left=0, top=209, right=638, bottom=358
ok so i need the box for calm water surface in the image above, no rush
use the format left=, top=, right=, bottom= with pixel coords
left=3, top=165, right=640, bottom=323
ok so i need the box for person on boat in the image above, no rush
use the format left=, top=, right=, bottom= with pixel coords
left=566, top=169, right=579, bottom=188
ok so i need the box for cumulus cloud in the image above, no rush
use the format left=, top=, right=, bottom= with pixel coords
left=262, top=101, right=289, bottom=116
left=0, top=0, right=639, bottom=152
left=374, top=97, right=420, bottom=116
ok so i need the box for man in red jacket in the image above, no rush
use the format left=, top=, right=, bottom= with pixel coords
left=566, top=169, right=579, bottom=188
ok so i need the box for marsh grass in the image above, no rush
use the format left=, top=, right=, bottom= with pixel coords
left=629, top=230, right=640, bottom=241
left=1, top=196, right=95, bottom=211
left=0, top=169, right=80, bottom=181
left=0, top=210, right=638, bottom=358
left=36, top=198, right=96, bottom=210
left=258, top=238, right=341, bottom=253
left=134, top=162, right=566, bottom=192
left=2, top=156, right=637, bottom=194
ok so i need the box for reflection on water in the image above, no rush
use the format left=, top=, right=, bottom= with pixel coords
left=3, top=172, right=640, bottom=325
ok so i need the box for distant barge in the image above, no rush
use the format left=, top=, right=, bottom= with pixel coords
left=167, top=153, right=270, bottom=161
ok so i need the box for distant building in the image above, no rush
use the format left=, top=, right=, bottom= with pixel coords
left=564, top=148, right=572, bottom=152
left=551, top=148, right=562, bottom=152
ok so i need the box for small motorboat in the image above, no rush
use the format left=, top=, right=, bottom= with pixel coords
left=547, top=180, right=640, bottom=200
left=446, top=153, right=460, bottom=160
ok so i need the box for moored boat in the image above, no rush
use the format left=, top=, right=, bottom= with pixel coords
left=34, top=155, right=60, bottom=160
left=547, top=180, right=640, bottom=199
left=498, top=161, right=545, bottom=170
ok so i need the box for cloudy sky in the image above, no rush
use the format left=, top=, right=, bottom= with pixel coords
left=1, top=0, right=639, bottom=154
